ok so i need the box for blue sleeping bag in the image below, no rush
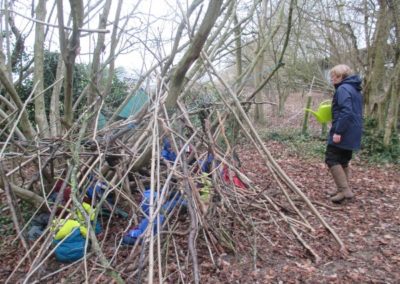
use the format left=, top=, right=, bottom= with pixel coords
left=53, top=222, right=102, bottom=263
left=161, top=138, right=177, bottom=161
left=122, top=190, right=186, bottom=245
left=53, top=228, right=86, bottom=263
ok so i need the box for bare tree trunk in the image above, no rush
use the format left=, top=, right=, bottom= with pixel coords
left=276, top=77, right=285, bottom=116
left=254, top=52, right=266, bottom=124
left=0, top=53, right=36, bottom=139
left=34, top=0, right=50, bottom=138
left=164, top=0, right=223, bottom=109
left=245, top=0, right=294, bottom=105
left=104, top=0, right=123, bottom=96
left=130, top=1, right=223, bottom=172
left=49, top=54, right=65, bottom=137
left=233, top=13, right=242, bottom=86
left=0, top=3, right=34, bottom=139
left=383, top=62, right=400, bottom=146
left=8, top=6, right=26, bottom=71
left=363, top=0, right=390, bottom=129
left=383, top=0, right=400, bottom=146
left=87, top=0, right=112, bottom=131
left=57, top=0, right=84, bottom=129
left=253, top=0, right=268, bottom=125
left=161, top=0, right=203, bottom=77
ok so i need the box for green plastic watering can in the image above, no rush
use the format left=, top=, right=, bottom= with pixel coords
left=305, top=100, right=332, bottom=124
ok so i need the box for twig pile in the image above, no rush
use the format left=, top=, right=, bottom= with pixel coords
left=1, top=81, right=344, bottom=283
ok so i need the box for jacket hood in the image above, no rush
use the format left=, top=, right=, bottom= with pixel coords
left=335, top=74, right=362, bottom=91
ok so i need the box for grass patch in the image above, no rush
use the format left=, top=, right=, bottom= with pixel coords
left=262, top=129, right=327, bottom=160
left=0, top=208, right=14, bottom=238
left=261, top=123, right=400, bottom=166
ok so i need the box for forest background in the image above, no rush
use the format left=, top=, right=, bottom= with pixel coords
left=0, top=0, right=399, bottom=283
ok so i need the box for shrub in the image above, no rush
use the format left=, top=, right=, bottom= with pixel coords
left=361, top=118, right=400, bottom=164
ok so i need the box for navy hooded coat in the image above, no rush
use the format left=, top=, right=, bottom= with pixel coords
left=328, top=75, right=363, bottom=151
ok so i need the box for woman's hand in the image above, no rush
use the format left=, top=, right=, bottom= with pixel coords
left=333, top=133, right=341, bottom=143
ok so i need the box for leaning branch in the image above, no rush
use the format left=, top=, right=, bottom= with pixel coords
left=6, top=9, right=109, bottom=33
left=246, top=0, right=295, bottom=102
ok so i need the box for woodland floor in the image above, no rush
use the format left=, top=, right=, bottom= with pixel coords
left=1, top=93, right=400, bottom=283
left=225, top=141, right=400, bottom=283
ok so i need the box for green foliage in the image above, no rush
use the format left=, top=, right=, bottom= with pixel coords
left=0, top=201, right=35, bottom=239
left=361, top=118, right=400, bottom=164
left=263, top=129, right=326, bottom=159
left=14, top=51, right=133, bottom=124
left=16, top=50, right=90, bottom=118
left=104, top=68, right=130, bottom=111
left=182, top=84, right=219, bottom=128
left=262, top=120, right=400, bottom=165
left=14, top=79, right=35, bottom=121
left=0, top=210, right=14, bottom=237
left=43, top=50, right=60, bottom=93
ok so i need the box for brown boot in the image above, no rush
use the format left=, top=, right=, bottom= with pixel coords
left=342, top=165, right=354, bottom=198
left=343, top=166, right=350, bottom=182
left=328, top=166, right=349, bottom=196
left=328, top=188, right=338, bottom=197
left=328, top=166, right=351, bottom=197
left=329, top=165, right=354, bottom=203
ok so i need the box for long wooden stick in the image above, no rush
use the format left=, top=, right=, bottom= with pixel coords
left=201, top=52, right=346, bottom=251
left=0, top=163, right=32, bottom=264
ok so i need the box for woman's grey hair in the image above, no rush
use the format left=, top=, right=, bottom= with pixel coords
left=329, top=64, right=353, bottom=79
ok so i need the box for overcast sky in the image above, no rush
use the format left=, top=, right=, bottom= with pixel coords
left=8, top=0, right=182, bottom=75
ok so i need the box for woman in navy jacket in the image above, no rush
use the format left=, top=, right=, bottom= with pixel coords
left=326, top=64, right=363, bottom=203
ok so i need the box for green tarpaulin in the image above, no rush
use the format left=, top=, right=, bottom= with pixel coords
left=118, top=89, right=148, bottom=119
left=97, top=89, right=148, bottom=129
